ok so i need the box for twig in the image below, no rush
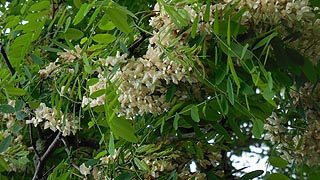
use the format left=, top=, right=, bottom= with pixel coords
left=157, top=125, right=213, bottom=142
left=128, top=32, right=148, bottom=54
left=0, top=42, right=15, bottom=76
left=32, top=132, right=62, bottom=180
left=60, top=137, right=80, bottom=172
left=29, top=124, right=40, bottom=158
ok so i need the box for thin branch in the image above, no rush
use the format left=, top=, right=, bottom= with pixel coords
left=60, top=136, right=81, bottom=172
left=29, top=124, right=40, bottom=158
left=32, top=132, right=62, bottom=180
left=0, top=42, right=15, bottom=76
left=157, top=125, right=213, bottom=142
left=128, top=32, right=148, bottom=54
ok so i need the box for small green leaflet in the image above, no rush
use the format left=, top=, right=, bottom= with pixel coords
left=64, top=28, right=84, bottom=40
left=6, top=87, right=27, bottom=96
left=160, top=117, right=165, bottom=134
left=0, top=136, right=13, bottom=153
left=98, top=21, right=116, bottom=31
left=173, top=113, right=179, bottom=130
left=30, top=53, right=44, bottom=65
left=110, top=117, right=138, bottom=143
left=29, top=1, right=50, bottom=11
left=166, top=84, right=176, bottom=102
left=0, top=104, right=15, bottom=113
left=227, top=77, right=234, bottom=105
left=191, top=105, right=200, bottom=123
left=269, top=157, right=288, bottom=168
left=268, top=173, right=290, bottom=180
left=252, top=119, right=264, bottom=139
left=134, top=158, right=149, bottom=172
left=107, top=7, right=132, bottom=33
left=109, top=132, right=115, bottom=156
left=94, top=150, right=108, bottom=159
left=92, top=34, right=116, bottom=44
left=253, top=32, right=278, bottom=50
left=239, top=170, right=264, bottom=180
left=73, top=3, right=91, bottom=25
left=191, top=14, right=199, bottom=38
left=221, top=96, right=229, bottom=115
left=0, top=156, right=10, bottom=172
left=160, top=0, right=188, bottom=28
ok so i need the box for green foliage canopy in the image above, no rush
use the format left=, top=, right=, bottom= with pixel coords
left=0, top=0, right=320, bottom=179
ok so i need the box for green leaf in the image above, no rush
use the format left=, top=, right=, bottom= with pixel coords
left=160, top=0, right=189, bottom=28
left=173, top=113, right=179, bottom=130
left=87, top=78, right=99, bottom=86
left=191, top=14, right=199, bottom=38
left=0, top=104, right=15, bottom=113
left=221, top=96, right=229, bottom=115
left=204, top=2, right=210, bottom=22
left=212, top=121, right=232, bottom=141
left=239, top=170, right=264, bottom=180
left=160, top=117, right=165, bottom=134
left=6, top=87, right=27, bottom=96
left=64, top=28, right=84, bottom=40
left=269, top=173, right=291, bottom=180
left=115, top=172, right=134, bottom=180
left=0, top=136, right=13, bottom=153
left=64, top=17, right=72, bottom=33
left=134, top=158, right=149, bottom=172
left=94, top=150, right=108, bottom=159
left=14, top=100, right=24, bottom=111
left=92, top=34, right=116, bottom=44
left=29, top=1, right=50, bottom=11
left=166, top=84, right=176, bottom=102
left=0, top=156, right=10, bottom=172
left=227, top=77, right=234, bottom=105
left=253, top=32, right=278, bottom=50
left=267, top=72, right=273, bottom=90
left=190, top=105, right=200, bottom=123
left=252, top=119, right=264, bottom=139
left=109, top=132, right=115, bottom=156
left=86, top=7, right=101, bottom=29
left=73, top=3, right=91, bottom=25
left=215, top=67, right=226, bottom=85
left=82, top=53, right=93, bottom=74
left=107, top=7, right=131, bottom=33
left=16, top=111, right=27, bottom=120
left=303, top=60, right=317, bottom=83
left=213, top=7, right=219, bottom=35
left=98, top=21, right=116, bottom=31
left=30, top=53, right=44, bottom=65
left=73, top=0, right=82, bottom=9
left=110, top=117, right=138, bottom=143
left=228, top=118, right=245, bottom=141
left=269, top=157, right=288, bottom=168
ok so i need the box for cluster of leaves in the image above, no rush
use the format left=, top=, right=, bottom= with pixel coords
left=0, top=0, right=319, bottom=179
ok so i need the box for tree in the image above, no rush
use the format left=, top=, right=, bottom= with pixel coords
left=0, top=0, right=319, bottom=179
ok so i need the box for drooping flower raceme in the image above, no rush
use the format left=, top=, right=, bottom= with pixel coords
left=265, top=83, right=320, bottom=166
left=26, top=103, right=78, bottom=136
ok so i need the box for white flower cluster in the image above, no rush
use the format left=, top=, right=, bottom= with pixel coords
left=225, top=0, right=320, bottom=64
left=265, top=83, right=320, bottom=166
left=81, top=73, right=107, bottom=108
left=57, top=45, right=82, bottom=63
left=91, top=3, right=218, bottom=117
left=26, top=103, right=78, bottom=136
left=39, top=45, right=82, bottom=77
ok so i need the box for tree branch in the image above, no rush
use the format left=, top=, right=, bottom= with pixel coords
left=32, top=132, right=62, bottom=180
left=0, top=42, right=15, bottom=76
left=29, top=124, right=40, bottom=158
left=60, top=136, right=81, bottom=172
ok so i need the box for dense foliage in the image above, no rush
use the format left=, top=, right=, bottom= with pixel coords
left=0, top=0, right=320, bottom=179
